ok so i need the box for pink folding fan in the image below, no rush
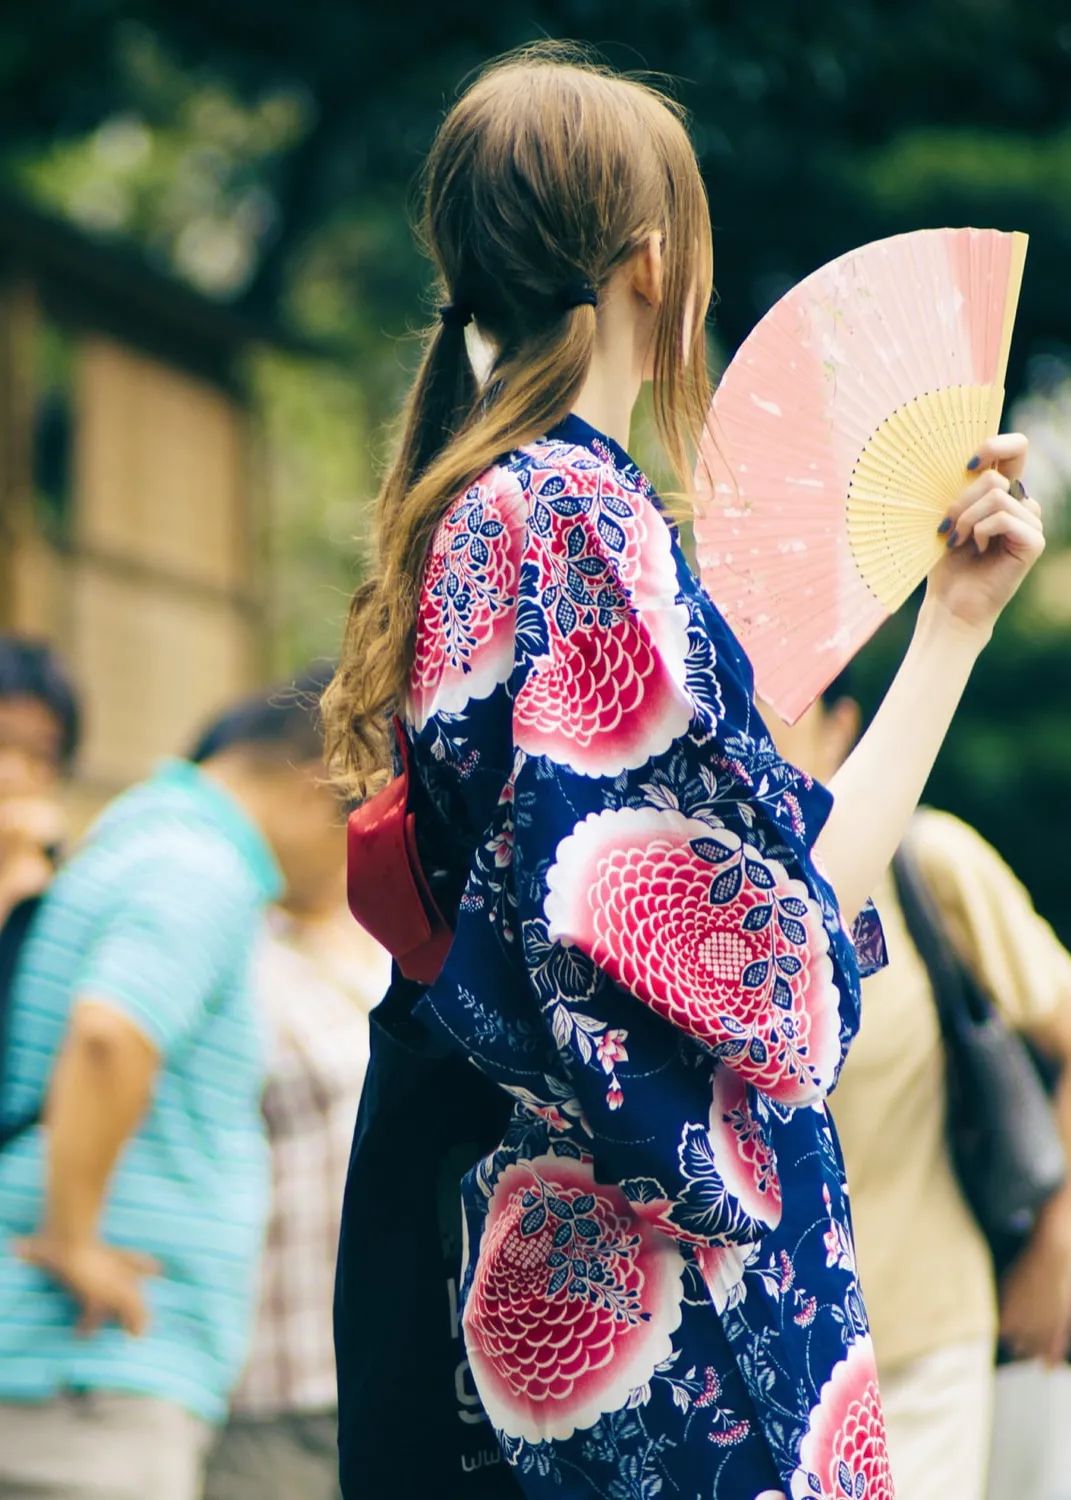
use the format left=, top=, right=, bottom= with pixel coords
left=693, top=227, right=1028, bottom=723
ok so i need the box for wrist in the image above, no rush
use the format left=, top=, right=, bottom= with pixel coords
left=39, top=1218, right=98, bottom=1258
left=915, top=594, right=993, bottom=655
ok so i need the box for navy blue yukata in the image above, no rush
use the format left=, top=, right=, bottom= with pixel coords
left=342, top=413, right=892, bottom=1500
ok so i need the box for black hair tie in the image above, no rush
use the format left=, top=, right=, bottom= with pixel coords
left=441, top=284, right=596, bottom=328
left=439, top=302, right=473, bottom=330
left=560, top=281, right=598, bottom=312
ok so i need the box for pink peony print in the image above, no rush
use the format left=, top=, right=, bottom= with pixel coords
left=693, top=1241, right=758, bottom=1314
left=794, top=1296, right=818, bottom=1328
left=526, top=444, right=675, bottom=598
left=821, top=1182, right=857, bottom=1274
left=692, top=1364, right=724, bottom=1409
left=512, top=460, right=693, bottom=777
left=512, top=604, right=691, bottom=777
left=545, top=808, right=842, bottom=1104
left=486, top=828, right=514, bottom=869
left=595, top=1028, right=629, bottom=1074
left=408, top=470, right=525, bottom=729
left=464, top=1153, right=685, bottom=1442
left=779, top=1250, right=795, bottom=1293
left=707, top=1067, right=783, bottom=1225
left=790, top=1337, right=893, bottom=1500
left=709, top=1420, right=751, bottom=1446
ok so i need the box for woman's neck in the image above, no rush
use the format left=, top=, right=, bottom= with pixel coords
left=568, top=276, right=649, bottom=451
left=570, top=381, right=638, bottom=453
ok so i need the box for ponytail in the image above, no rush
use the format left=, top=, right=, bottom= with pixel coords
left=323, top=301, right=597, bottom=794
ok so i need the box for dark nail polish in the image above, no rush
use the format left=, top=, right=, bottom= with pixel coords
left=937, top=518, right=952, bottom=535
left=966, top=455, right=980, bottom=471
left=946, top=530, right=959, bottom=547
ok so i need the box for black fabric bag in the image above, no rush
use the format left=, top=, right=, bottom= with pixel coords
left=334, top=976, right=520, bottom=1499
left=892, top=842, right=1065, bottom=1269
left=0, top=895, right=43, bottom=1151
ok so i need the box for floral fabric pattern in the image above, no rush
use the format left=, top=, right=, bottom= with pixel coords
left=408, top=467, right=526, bottom=731
left=790, top=1335, right=895, bottom=1500
left=465, top=1151, right=686, bottom=1444
left=545, top=808, right=842, bottom=1105
left=403, top=414, right=889, bottom=1498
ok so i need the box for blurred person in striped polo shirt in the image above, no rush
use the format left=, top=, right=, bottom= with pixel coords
left=192, top=680, right=390, bottom=1500
left=0, top=670, right=342, bottom=1500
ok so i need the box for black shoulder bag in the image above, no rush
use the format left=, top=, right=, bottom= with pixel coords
left=892, top=843, right=1066, bottom=1270
left=0, top=895, right=43, bottom=1151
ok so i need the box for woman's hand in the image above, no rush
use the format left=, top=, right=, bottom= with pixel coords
left=817, top=437, right=1043, bottom=918
left=925, top=433, right=1045, bottom=636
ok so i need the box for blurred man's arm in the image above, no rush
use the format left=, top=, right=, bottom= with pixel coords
left=1001, top=996, right=1071, bottom=1364
left=913, top=811, right=1071, bottom=1363
left=0, top=795, right=64, bottom=924
left=17, top=1000, right=161, bottom=1335
left=16, top=836, right=255, bottom=1336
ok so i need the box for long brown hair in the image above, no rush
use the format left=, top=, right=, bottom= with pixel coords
left=324, top=43, right=713, bottom=796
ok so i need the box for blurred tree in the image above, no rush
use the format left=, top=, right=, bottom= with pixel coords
left=4, top=0, right=1071, bottom=933
left=3, top=0, right=1071, bottom=372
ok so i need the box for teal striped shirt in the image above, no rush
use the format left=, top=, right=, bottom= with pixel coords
left=0, top=761, right=282, bottom=1423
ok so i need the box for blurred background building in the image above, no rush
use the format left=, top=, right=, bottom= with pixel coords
left=0, top=196, right=268, bottom=826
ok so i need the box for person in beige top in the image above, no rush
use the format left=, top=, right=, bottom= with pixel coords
left=767, top=682, right=1071, bottom=1500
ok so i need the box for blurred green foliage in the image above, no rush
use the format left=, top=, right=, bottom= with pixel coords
left=3, top=0, right=1071, bottom=933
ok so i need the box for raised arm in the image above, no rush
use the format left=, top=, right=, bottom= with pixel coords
left=816, top=434, right=1044, bottom=919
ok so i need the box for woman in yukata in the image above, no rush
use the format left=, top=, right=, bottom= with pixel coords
left=325, top=45, right=1044, bottom=1500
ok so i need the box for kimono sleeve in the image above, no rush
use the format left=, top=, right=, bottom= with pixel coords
left=508, top=468, right=874, bottom=1243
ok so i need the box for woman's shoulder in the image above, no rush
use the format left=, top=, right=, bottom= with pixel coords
left=435, top=426, right=666, bottom=573
left=436, top=455, right=529, bottom=543
left=412, top=431, right=625, bottom=731
left=442, top=427, right=625, bottom=519
left=509, top=425, right=654, bottom=508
